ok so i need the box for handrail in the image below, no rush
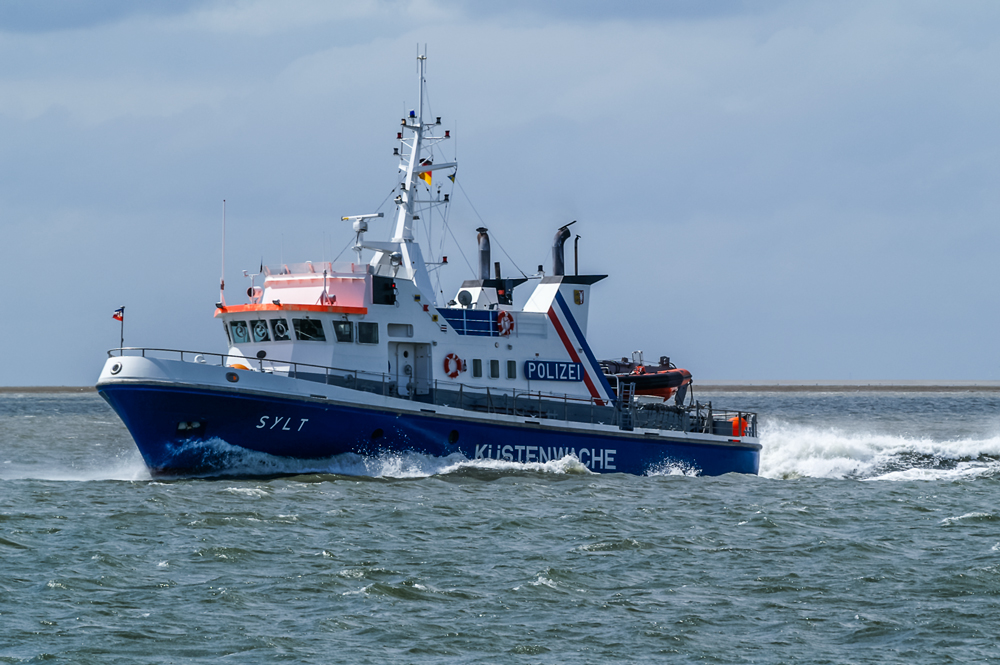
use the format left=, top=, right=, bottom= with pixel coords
left=108, top=347, right=607, bottom=404
left=107, top=347, right=757, bottom=438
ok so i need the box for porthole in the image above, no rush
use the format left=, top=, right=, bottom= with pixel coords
left=448, top=430, right=459, bottom=444
left=226, top=372, right=239, bottom=383
left=110, top=362, right=122, bottom=375
left=371, top=428, right=384, bottom=440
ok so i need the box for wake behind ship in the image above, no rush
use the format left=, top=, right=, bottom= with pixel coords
left=97, top=53, right=761, bottom=477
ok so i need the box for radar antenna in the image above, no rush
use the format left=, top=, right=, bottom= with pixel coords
left=342, top=213, right=384, bottom=264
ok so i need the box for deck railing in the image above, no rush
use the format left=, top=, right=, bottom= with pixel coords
left=107, top=347, right=757, bottom=438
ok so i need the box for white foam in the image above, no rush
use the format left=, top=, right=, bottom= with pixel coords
left=2, top=432, right=596, bottom=482
left=17, top=421, right=997, bottom=483
left=868, top=464, right=1000, bottom=483
left=644, top=460, right=700, bottom=477
left=156, top=437, right=594, bottom=479
left=432, top=454, right=592, bottom=477
left=0, top=447, right=152, bottom=482
left=224, top=487, right=269, bottom=498
left=759, top=420, right=1000, bottom=480
left=513, top=575, right=558, bottom=591
left=940, top=511, right=995, bottom=525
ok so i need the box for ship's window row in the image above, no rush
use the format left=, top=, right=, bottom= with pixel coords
left=225, top=319, right=523, bottom=382
left=469, top=358, right=518, bottom=380
left=226, top=318, right=378, bottom=345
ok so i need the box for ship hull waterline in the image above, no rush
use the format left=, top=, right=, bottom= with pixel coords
left=98, top=382, right=760, bottom=477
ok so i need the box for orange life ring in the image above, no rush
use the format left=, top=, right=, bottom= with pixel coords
left=730, top=416, right=748, bottom=437
left=497, top=310, right=514, bottom=336
left=443, top=353, right=463, bottom=378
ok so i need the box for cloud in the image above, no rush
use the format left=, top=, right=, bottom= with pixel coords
left=440, top=0, right=787, bottom=23
left=0, top=78, right=235, bottom=124
left=0, top=0, right=211, bottom=33
left=2, top=1, right=1000, bottom=384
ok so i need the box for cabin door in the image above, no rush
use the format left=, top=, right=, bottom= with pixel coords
left=413, top=344, right=431, bottom=396
left=390, top=342, right=431, bottom=398
left=390, top=343, right=415, bottom=398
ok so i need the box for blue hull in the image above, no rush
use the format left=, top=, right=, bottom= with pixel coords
left=99, top=384, right=760, bottom=477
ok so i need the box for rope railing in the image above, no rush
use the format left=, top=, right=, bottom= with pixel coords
left=108, top=347, right=757, bottom=438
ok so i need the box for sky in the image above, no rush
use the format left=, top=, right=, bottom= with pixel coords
left=1, top=0, right=998, bottom=386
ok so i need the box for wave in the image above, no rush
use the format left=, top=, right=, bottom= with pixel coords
left=148, top=437, right=594, bottom=480
left=759, top=420, right=1000, bottom=481
left=2, top=437, right=594, bottom=482
left=0, top=447, right=152, bottom=482
left=10, top=423, right=1000, bottom=483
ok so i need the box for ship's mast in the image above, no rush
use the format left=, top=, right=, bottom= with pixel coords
left=391, top=52, right=426, bottom=244
left=365, top=49, right=454, bottom=299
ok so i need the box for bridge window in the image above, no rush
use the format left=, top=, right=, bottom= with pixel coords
left=293, top=318, right=326, bottom=342
left=358, top=322, right=379, bottom=344
left=333, top=321, right=353, bottom=343
left=229, top=321, right=250, bottom=344
left=251, top=320, right=270, bottom=343
left=489, top=359, right=500, bottom=379
left=270, top=318, right=291, bottom=341
left=472, top=359, right=482, bottom=378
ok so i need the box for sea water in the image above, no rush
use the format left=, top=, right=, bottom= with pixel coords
left=2, top=390, right=999, bottom=663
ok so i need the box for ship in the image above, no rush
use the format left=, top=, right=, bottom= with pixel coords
left=96, top=53, right=761, bottom=477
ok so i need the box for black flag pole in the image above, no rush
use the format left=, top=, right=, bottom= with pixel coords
left=114, top=305, right=125, bottom=352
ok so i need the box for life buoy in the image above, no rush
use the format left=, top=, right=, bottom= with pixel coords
left=443, top=353, right=463, bottom=378
left=497, top=310, right=514, bottom=336
left=730, top=416, right=748, bottom=437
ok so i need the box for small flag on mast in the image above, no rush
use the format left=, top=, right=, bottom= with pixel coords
left=418, top=159, right=432, bottom=186
left=113, top=306, right=124, bottom=322
left=448, top=172, right=456, bottom=183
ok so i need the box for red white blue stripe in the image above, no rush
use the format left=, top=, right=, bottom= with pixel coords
left=549, top=290, right=616, bottom=406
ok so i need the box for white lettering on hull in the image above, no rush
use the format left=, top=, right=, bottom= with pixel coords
left=255, top=415, right=309, bottom=432
left=473, top=443, right=616, bottom=470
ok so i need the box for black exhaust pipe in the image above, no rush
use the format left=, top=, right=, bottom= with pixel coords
left=476, top=227, right=490, bottom=281
left=552, top=220, right=576, bottom=276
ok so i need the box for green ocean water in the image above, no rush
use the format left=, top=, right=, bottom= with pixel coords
left=2, top=391, right=999, bottom=663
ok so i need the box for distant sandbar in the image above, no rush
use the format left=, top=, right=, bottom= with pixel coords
left=0, top=386, right=95, bottom=393
left=1, top=382, right=999, bottom=394
left=696, top=381, right=1000, bottom=392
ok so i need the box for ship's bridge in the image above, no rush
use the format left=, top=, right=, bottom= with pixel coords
left=255, top=261, right=371, bottom=308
